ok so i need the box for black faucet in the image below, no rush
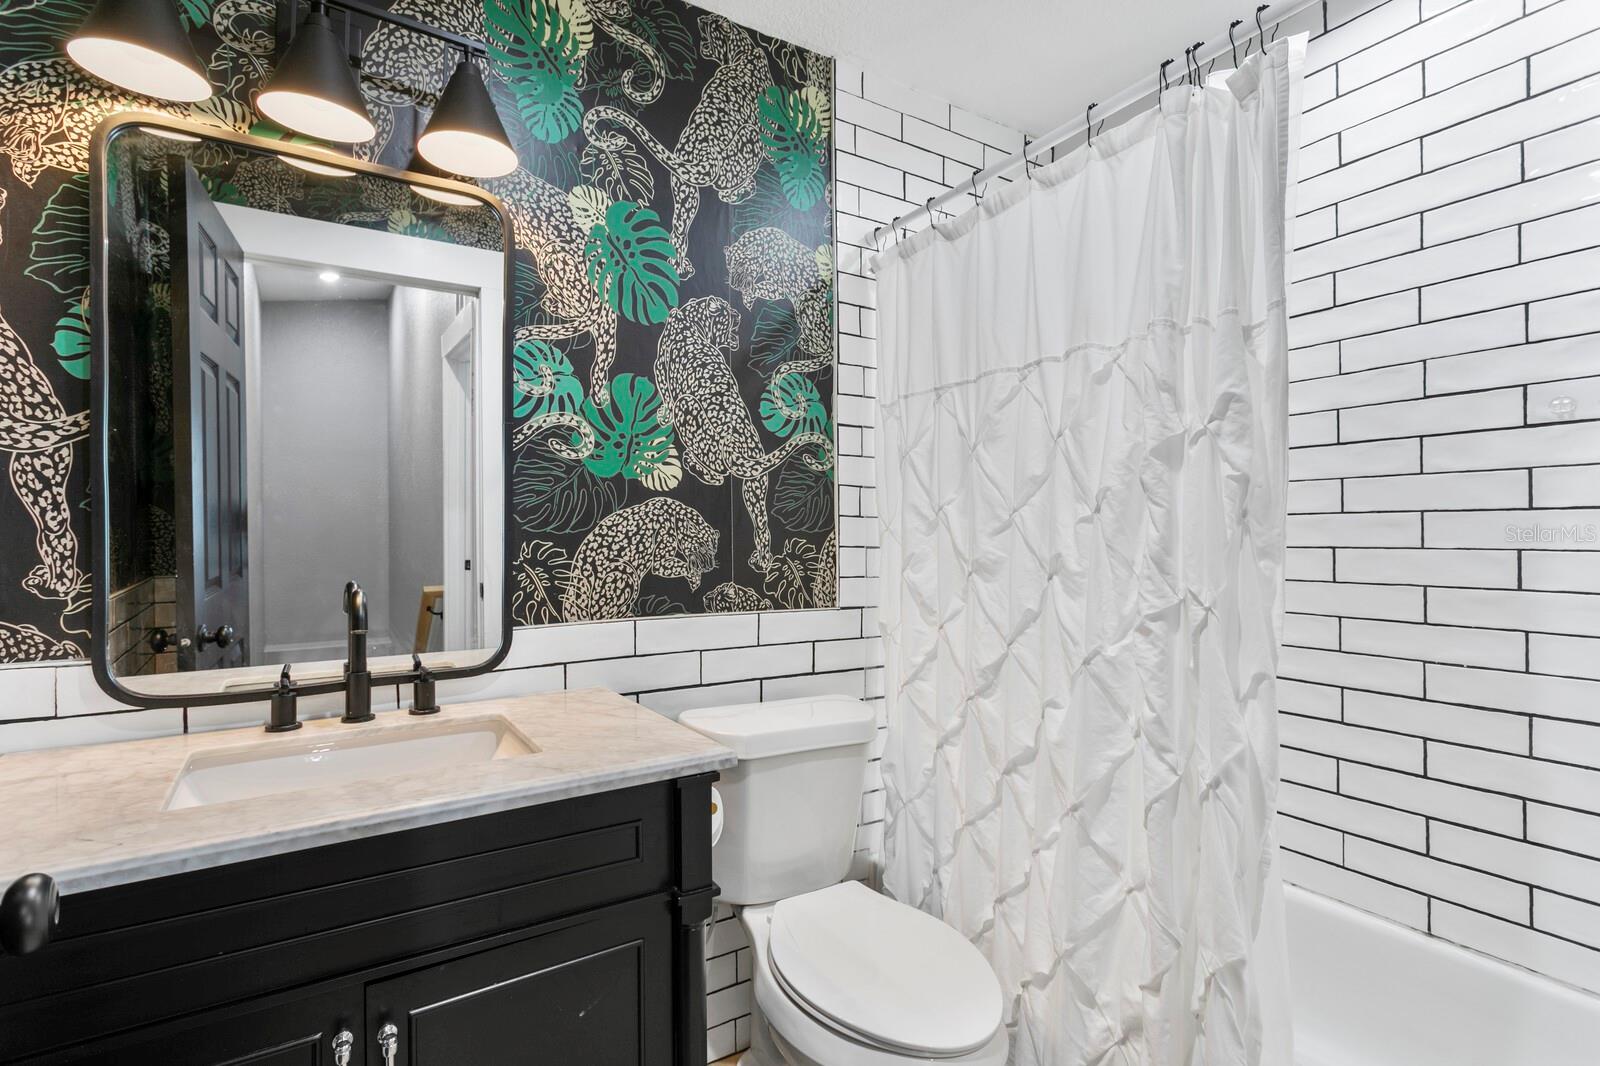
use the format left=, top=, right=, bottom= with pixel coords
left=342, top=581, right=374, bottom=723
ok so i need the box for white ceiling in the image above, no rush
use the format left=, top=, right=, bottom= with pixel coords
left=698, top=0, right=1258, bottom=135
left=253, top=261, right=394, bottom=304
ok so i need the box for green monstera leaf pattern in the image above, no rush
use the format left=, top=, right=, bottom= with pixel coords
left=485, top=0, right=587, bottom=143
left=759, top=372, right=828, bottom=439
left=757, top=86, right=829, bottom=210
left=176, top=0, right=216, bottom=31
left=512, top=338, right=584, bottom=420
left=52, top=296, right=91, bottom=381
left=578, top=372, right=679, bottom=485
left=583, top=200, right=680, bottom=325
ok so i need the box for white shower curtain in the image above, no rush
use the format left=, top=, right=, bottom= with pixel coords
left=875, top=40, right=1303, bottom=1066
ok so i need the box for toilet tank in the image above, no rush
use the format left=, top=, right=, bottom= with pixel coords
left=679, top=697, right=877, bottom=905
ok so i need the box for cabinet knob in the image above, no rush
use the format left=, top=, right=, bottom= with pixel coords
left=331, top=1030, right=353, bottom=1066
left=0, top=873, right=57, bottom=956
left=378, top=1022, right=398, bottom=1065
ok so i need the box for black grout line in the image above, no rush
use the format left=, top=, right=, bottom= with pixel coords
left=1295, top=133, right=1600, bottom=248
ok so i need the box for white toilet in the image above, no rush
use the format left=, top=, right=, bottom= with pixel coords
left=680, top=697, right=1008, bottom=1066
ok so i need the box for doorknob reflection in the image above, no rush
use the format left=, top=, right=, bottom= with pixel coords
left=195, top=623, right=235, bottom=649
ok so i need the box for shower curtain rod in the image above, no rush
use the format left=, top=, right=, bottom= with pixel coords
left=874, top=0, right=1321, bottom=245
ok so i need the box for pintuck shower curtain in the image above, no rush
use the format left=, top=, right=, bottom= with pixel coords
left=874, top=39, right=1304, bottom=1066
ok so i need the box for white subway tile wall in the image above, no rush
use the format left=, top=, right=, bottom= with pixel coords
left=0, top=67, right=1023, bottom=1062
left=1282, top=0, right=1600, bottom=994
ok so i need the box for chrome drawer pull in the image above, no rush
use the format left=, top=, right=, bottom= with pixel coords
left=378, top=1022, right=398, bottom=1065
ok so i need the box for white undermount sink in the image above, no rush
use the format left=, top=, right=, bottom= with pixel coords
left=164, top=716, right=538, bottom=811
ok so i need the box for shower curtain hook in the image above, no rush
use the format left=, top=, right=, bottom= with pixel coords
left=1159, top=57, right=1174, bottom=95
left=1191, top=42, right=1205, bottom=85
left=1256, top=5, right=1270, bottom=49
left=925, top=197, right=941, bottom=233
left=1085, top=102, right=1098, bottom=147
left=969, top=172, right=983, bottom=205
left=1229, top=19, right=1242, bottom=67
left=1183, top=45, right=1195, bottom=87
left=1023, top=136, right=1036, bottom=180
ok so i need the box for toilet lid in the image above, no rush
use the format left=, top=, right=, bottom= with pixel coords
left=767, top=881, right=1002, bottom=1057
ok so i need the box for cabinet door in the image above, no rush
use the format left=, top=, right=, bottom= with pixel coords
left=42, top=984, right=363, bottom=1066
left=365, top=897, right=672, bottom=1066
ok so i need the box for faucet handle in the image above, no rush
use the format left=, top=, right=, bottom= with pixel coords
left=266, top=665, right=302, bottom=733
left=410, top=654, right=440, bottom=716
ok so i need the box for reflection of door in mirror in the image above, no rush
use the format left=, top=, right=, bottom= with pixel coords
left=170, top=163, right=249, bottom=672
left=441, top=301, right=478, bottom=653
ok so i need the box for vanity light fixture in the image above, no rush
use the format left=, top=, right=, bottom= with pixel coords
left=415, top=55, right=517, bottom=179
left=65, top=0, right=211, bottom=102
left=319, top=270, right=341, bottom=283
left=256, top=3, right=376, bottom=144
left=404, top=149, right=484, bottom=207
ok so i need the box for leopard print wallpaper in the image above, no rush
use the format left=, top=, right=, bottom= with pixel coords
left=0, top=0, right=835, bottom=661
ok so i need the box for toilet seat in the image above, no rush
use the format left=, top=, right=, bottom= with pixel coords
left=765, top=881, right=1003, bottom=1058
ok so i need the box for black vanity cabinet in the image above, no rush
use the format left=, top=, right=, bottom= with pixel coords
left=0, top=776, right=716, bottom=1065
left=366, top=896, right=673, bottom=1064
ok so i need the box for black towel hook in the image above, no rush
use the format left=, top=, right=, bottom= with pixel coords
left=1229, top=19, right=1243, bottom=67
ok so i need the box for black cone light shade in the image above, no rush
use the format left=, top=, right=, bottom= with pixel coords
left=256, top=7, right=375, bottom=143
left=66, top=0, right=211, bottom=101
left=405, top=150, right=484, bottom=207
left=416, top=60, right=517, bottom=179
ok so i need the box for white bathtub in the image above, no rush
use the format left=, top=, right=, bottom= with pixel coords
left=1286, top=885, right=1600, bottom=1066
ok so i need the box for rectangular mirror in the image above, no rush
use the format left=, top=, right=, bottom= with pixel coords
left=90, top=113, right=511, bottom=705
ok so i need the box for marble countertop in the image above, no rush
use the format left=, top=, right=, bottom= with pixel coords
left=0, top=688, right=735, bottom=895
